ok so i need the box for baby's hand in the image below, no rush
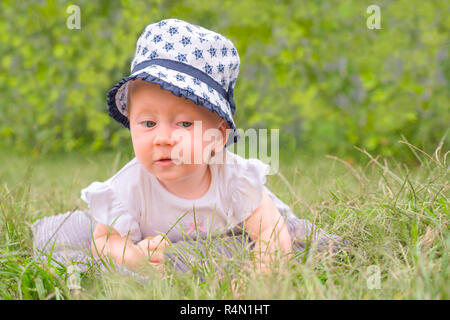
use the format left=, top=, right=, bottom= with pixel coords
left=137, top=235, right=170, bottom=263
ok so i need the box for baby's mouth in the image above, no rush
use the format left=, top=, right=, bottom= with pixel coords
left=154, top=157, right=175, bottom=166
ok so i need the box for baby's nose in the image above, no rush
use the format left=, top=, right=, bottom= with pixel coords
left=153, top=124, right=176, bottom=146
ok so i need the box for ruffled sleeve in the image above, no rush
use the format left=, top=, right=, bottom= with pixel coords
left=226, top=155, right=271, bottom=227
left=80, top=181, right=141, bottom=242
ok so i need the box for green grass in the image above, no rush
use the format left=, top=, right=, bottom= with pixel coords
left=0, top=141, right=448, bottom=300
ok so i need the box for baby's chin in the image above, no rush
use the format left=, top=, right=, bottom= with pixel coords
left=144, top=162, right=206, bottom=182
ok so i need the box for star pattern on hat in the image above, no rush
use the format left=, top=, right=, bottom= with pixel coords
left=221, top=46, right=228, bottom=57
left=203, top=63, right=213, bottom=75
left=175, top=53, right=187, bottom=62
left=157, top=71, right=167, bottom=79
left=176, top=73, right=186, bottom=82
left=184, top=85, right=194, bottom=94
left=202, top=92, right=210, bottom=102
left=149, top=50, right=158, bottom=59
left=208, top=46, right=217, bottom=57
left=134, top=19, right=240, bottom=91
left=157, top=20, right=167, bottom=28
left=180, top=36, right=192, bottom=47
left=163, top=42, right=174, bottom=52
left=152, top=34, right=162, bottom=43
left=168, top=26, right=179, bottom=36
left=192, top=48, right=203, bottom=60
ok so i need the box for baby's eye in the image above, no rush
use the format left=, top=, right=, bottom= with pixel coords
left=142, top=121, right=156, bottom=128
left=177, top=121, right=193, bottom=128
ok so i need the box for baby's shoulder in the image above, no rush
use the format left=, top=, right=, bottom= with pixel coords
left=220, top=150, right=270, bottom=178
left=108, top=157, right=140, bottom=179
left=80, top=157, right=143, bottom=208
left=215, top=150, right=271, bottom=192
left=105, top=157, right=147, bottom=190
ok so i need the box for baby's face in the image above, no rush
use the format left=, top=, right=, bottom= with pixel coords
left=128, top=80, right=226, bottom=182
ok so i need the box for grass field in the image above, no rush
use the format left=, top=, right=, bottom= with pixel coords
left=0, top=141, right=448, bottom=300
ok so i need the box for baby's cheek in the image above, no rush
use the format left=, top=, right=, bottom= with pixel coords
left=171, top=131, right=213, bottom=165
left=131, top=130, right=145, bottom=153
left=132, top=132, right=150, bottom=152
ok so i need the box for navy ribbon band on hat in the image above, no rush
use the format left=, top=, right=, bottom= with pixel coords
left=132, top=58, right=236, bottom=115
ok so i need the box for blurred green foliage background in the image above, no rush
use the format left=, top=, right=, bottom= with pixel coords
left=0, top=0, right=448, bottom=163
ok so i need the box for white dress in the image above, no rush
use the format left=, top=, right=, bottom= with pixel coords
left=80, top=150, right=272, bottom=243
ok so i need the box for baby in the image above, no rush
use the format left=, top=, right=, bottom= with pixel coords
left=32, top=18, right=343, bottom=277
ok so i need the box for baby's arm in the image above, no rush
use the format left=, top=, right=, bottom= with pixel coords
left=244, top=189, right=292, bottom=272
left=91, top=224, right=164, bottom=272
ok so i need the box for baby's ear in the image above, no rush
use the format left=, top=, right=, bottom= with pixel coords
left=218, top=119, right=230, bottom=133
left=214, top=120, right=229, bottom=151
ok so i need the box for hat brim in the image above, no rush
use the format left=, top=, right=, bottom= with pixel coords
left=107, top=64, right=240, bottom=147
